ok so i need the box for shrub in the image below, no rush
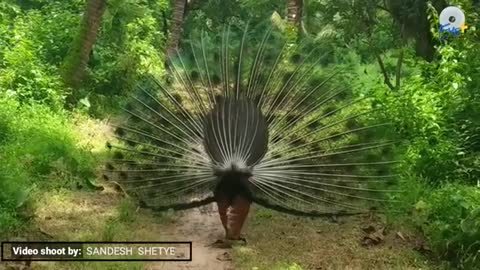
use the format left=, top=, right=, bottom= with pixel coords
left=415, top=184, right=480, bottom=268
left=0, top=98, right=96, bottom=233
left=0, top=1, right=82, bottom=109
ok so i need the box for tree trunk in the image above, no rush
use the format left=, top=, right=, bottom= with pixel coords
left=63, top=0, right=107, bottom=90
left=287, top=0, right=303, bottom=32
left=166, top=0, right=187, bottom=59
left=386, top=0, right=447, bottom=62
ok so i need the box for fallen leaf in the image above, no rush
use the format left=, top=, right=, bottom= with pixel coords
left=362, top=225, right=376, bottom=234
left=361, top=227, right=385, bottom=247
left=396, top=231, right=406, bottom=241
left=216, top=252, right=232, bottom=261
left=413, top=239, right=432, bottom=255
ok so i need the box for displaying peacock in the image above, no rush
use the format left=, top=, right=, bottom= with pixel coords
left=103, top=23, right=399, bottom=243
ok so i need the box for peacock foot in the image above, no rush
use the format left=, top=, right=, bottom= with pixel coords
left=226, top=236, right=247, bottom=246
left=207, top=239, right=231, bottom=249
left=207, top=236, right=247, bottom=248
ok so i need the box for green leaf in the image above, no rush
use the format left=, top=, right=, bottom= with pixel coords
left=415, top=200, right=428, bottom=211
left=85, top=178, right=104, bottom=191
left=79, top=96, right=91, bottom=108
left=14, top=186, right=33, bottom=208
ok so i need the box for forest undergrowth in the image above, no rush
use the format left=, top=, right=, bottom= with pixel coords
left=1, top=0, right=480, bottom=269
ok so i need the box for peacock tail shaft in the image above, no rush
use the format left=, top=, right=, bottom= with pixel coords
left=103, top=23, right=400, bottom=238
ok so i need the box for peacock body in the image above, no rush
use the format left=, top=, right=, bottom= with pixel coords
left=104, top=23, right=399, bottom=241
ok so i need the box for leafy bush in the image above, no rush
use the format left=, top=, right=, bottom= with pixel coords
left=0, top=0, right=168, bottom=115
left=0, top=1, right=82, bottom=109
left=79, top=0, right=168, bottom=116
left=377, top=4, right=480, bottom=267
left=414, top=184, right=480, bottom=268
left=0, top=0, right=170, bottom=235
left=0, top=98, right=96, bottom=233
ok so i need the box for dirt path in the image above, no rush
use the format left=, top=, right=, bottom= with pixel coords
left=2, top=191, right=236, bottom=270
left=2, top=190, right=438, bottom=270
left=146, top=204, right=234, bottom=270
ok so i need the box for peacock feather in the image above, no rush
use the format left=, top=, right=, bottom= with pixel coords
left=103, top=22, right=400, bottom=219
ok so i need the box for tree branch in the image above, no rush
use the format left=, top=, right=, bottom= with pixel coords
left=376, top=4, right=391, bottom=13
left=186, top=0, right=202, bottom=11
left=161, top=10, right=169, bottom=39
left=395, top=48, right=404, bottom=89
left=376, top=54, right=395, bottom=91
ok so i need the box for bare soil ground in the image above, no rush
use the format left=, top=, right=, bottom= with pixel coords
left=145, top=204, right=234, bottom=270
left=1, top=187, right=440, bottom=270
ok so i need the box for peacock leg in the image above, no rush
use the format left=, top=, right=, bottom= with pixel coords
left=216, top=196, right=230, bottom=238
left=226, top=195, right=250, bottom=241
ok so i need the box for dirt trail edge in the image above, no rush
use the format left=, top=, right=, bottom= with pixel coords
left=146, top=204, right=234, bottom=270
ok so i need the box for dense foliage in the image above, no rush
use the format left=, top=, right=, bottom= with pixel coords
left=0, top=0, right=479, bottom=268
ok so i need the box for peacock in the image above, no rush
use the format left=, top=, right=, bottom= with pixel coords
left=103, top=23, right=399, bottom=244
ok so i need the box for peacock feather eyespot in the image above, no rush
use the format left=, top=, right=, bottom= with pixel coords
left=127, top=113, right=141, bottom=122
left=114, top=127, right=126, bottom=137
left=345, top=119, right=359, bottom=129
left=112, top=151, right=124, bottom=160
left=165, top=76, right=173, bottom=86
left=381, top=147, right=393, bottom=156
left=119, top=172, right=128, bottom=181
left=290, top=138, right=306, bottom=148
left=309, top=120, right=323, bottom=130
left=124, top=102, right=134, bottom=111
left=126, top=140, right=137, bottom=147
left=289, top=53, right=302, bottom=64
left=335, top=90, right=349, bottom=101
left=322, top=105, right=338, bottom=116
left=308, top=76, right=325, bottom=88
left=172, top=93, right=183, bottom=105
left=105, top=162, right=115, bottom=171
left=213, top=52, right=220, bottom=62
left=329, top=132, right=342, bottom=141
left=282, top=72, right=295, bottom=84
left=285, top=114, right=299, bottom=124
left=211, top=74, right=221, bottom=85
left=190, top=70, right=200, bottom=81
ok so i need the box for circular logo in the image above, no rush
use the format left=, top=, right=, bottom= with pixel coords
left=439, top=6, right=466, bottom=31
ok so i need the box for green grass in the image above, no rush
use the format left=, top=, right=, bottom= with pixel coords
left=16, top=188, right=176, bottom=269
left=0, top=97, right=104, bottom=235
left=232, top=206, right=437, bottom=270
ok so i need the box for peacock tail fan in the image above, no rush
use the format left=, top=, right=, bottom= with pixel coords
left=103, top=22, right=401, bottom=216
